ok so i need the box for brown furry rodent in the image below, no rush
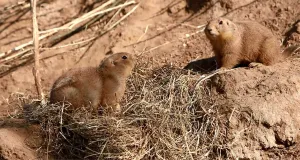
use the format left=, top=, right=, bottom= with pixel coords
left=205, top=17, right=297, bottom=69
left=49, top=52, right=135, bottom=113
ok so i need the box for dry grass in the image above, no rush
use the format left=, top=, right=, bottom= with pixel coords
left=0, top=0, right=138, bottom=77
left=15, top=60, right=232, bottom=159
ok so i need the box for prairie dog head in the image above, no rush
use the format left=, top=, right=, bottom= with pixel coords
left=205, top=17, right=236, bottom=41
left=99, top=52, right=135, bottom=77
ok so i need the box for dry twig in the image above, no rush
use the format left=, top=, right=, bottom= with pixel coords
left=30, top=0, right=44, bottom=101
left=0, top=0, right=138, bottom=77
left=0, top=0, right=136, bottom=60
left=137, top=25, right=205, bottom=56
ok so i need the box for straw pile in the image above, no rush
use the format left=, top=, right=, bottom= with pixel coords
left=23, top=61, right=230, bottom=159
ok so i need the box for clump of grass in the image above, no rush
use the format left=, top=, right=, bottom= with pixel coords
left=21, top=61, right=230, bottom=159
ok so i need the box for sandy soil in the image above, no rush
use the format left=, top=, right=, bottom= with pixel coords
left=0, top=0, right=299, bottom=159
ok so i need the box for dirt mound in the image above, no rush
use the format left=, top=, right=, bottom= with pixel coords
left=0, top=0, right=300, bottom=159
left=207, top=58, right=300, bottom=159
left=0, top=118, right=47, bottom=160
left=17, top=58, right=300, bottom=159
left=0, top=127, right=37, bottom=160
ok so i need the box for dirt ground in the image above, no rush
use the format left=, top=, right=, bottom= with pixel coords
left=0, top=0, right=299, bottom=159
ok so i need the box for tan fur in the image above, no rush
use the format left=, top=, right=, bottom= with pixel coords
left=205, top=17, right=292, bottom=69
left=49, top=52, right=135, bottom=113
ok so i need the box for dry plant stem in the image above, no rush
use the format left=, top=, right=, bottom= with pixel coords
left=106, top=3, right=140, bottom=30
left=47, top=1, right=136, bottom=47
left=0, top=0, right=136, bottom=59
left=0, top=3, right=141, bottom=79
left=293, top=46, right=300, bottom=53
left=68, top=0, right=118, bottom=28
left=31, top=0, right=44, bottom=101
left=0, top=12, right=103, bottom=64
left=38, top=1, right=134, bottom=35
left=46, top=14, right=105, bottom=47
left=104, top=0, right=129, bottom=29
left=137, top=25, right=149, bottom=43
left=0, top=0, right=29, bottom=13
left=2, top=2, right=139, bottom=64
left=196, top=69, right=234, bottom=86
left=69, top=0, right=136, bottom=28
left=138, top=27, right=204, bottom=55
left=41, top=37, right=97, bottom=50
left=0, top=3, right=139, bottom=78
left=85, top=3, right=140, bottom=45
left=0, top=48, right=31, bottom=64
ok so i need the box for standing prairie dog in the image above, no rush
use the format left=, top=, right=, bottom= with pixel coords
left=205, top=17, right=297, bottom=69
left=49, top=52, right=135, bottom=113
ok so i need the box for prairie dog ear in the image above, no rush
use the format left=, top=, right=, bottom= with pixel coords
left=100, top=58, right=115, bottom=69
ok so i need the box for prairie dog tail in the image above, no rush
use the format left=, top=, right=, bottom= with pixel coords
left=282, top=45, right=300, bottom=57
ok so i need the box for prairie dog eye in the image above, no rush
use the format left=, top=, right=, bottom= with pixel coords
left=122, top=55, right=127, bottom=59
left=219, top=21, right=223, bottom=25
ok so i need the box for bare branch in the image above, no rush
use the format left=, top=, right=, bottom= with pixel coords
left=31, top=0, right=44, bottom=101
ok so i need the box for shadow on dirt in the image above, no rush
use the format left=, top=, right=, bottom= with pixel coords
left=184, top=56, right=252, bottom=73
left=283, top=20, right=300, bottom=46
left=0, top=0, right=50, bottom=34
left=185, top=0, right=211, bottom=13
left=126, top=0, right=218, bottom=47
left=183, top=56, right=217, bottom=73
left=77, top=0, right=106, bottom=16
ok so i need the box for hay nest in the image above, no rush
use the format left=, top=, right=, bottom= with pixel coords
left=23, top=62, right=230, bottom=159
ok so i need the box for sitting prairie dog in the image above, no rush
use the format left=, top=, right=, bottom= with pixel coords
left=49, top=52, right=135, bottom=113
left=205, top=17, right=298, bottom=69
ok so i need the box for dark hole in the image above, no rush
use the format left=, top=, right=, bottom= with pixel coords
left=122, top=55, right=127, bottom=59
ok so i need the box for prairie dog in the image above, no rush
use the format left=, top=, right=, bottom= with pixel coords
left=49, top=52, right=135, bottom=113
left=205, top=17, right=295, bottom=69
